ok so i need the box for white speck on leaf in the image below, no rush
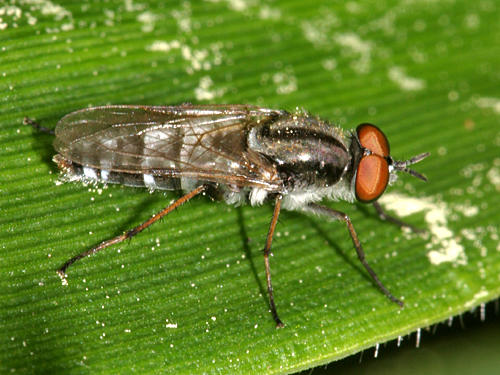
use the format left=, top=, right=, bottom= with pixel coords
left=473, top=96, right=500, bottom=114
left=388, top=66, right=426, bottom=91
left=334, top=33, right=373, bottom=74
left=378, top=192, right=468, bottom=266
left=171, top=2, right=191, bottom=33
left=137, top=11, right=157, bottom=33
left=194, top=76, right=225, bottom=101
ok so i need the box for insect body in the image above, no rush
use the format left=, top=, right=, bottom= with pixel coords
left=26, top=105, right=429, bottom=327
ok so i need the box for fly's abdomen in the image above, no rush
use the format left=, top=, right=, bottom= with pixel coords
left=53, top=107, right=189, bottom=190
left=53, top=154, right=183, bottom=190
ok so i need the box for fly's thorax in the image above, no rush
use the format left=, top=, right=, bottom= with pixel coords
left=247, top=113, right=352, bottom=192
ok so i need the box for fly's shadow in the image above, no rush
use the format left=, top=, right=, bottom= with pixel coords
left=23, top=116, right=58, bottom=169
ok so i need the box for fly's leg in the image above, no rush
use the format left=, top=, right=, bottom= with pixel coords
left=23, top=117, right=55, bottom=135
left=372, top=201, right=424, bottom=234
left=263, top=194, right=284, bottom=328
left=57, top=185, right=207, bottom=279
left=305, top=203, right=404, bottom=307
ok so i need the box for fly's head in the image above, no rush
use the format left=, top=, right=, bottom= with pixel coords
left=352, top=123, right=429, bottom=203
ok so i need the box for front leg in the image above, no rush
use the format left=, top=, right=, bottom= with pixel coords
left=372, top=201, right=424, bottom=233
left=304, top=203, right=403, bottom=307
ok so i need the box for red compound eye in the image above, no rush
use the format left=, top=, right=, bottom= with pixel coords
left=357, top=123, right=390, bottom=157
left=356, top=155, right=389, bottom=202
left=355, top=124, right=390, bottom=202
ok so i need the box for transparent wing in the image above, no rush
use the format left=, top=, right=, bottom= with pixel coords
left=54, top=105, right=285, bottom=190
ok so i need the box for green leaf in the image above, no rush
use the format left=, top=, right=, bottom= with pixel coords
left=1, top=1, right=499, bottom=374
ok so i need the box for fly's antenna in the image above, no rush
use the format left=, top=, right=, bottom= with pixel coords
left=392, top=152, right=430, bottom=182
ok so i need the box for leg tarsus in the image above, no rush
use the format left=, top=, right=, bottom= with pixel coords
left=57, top=185, right=207, bottom=276
left=23, top=116, right=55, bottom=135
left=305, top=203, right=404, bottom=307
left=372, top=201, right=425, bottom=234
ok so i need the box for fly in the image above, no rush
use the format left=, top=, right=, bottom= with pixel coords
left=25, top=104, right=429, bottom=327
